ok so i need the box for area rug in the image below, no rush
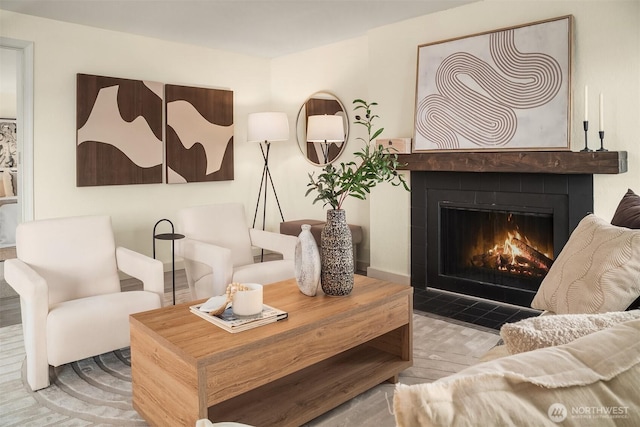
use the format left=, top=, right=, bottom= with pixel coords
left=0, top=301, right=500, bottom=426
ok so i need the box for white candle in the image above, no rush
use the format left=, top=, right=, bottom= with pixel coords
left=584, top=85, right=588, bottom=122
left=599, top=93, right=604, bottom=132
left=232, top=283, right=263, bottom=316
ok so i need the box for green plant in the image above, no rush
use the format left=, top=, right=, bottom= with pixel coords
left=306, top=99, right=410, bottom=210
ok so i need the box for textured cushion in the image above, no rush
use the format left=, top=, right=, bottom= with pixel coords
left=500, top=310, right=640, bottom=355
left=394, top=319, right=640, bottom=427
left=531, top=214, right=640, bottom=314
left=611, top=188, right=640, bottom=229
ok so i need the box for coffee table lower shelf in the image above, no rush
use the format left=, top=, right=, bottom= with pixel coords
left=209, top=343, right=411, bottom=426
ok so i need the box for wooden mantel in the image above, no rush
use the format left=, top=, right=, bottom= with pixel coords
left=397, top=151, right=627, bottom=174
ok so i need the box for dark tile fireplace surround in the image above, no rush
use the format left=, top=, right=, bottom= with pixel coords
left=401, top=151, right=628, bottom=309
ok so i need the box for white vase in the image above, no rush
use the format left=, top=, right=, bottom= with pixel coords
left=294, top=224, right=321, bottom=296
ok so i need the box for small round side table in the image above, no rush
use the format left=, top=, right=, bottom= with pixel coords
left=153, top=219, right=185, bottom=305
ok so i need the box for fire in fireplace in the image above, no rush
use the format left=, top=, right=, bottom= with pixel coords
left=411, top=171, right=594, bottom=307
left=440, top=206, right=554, bottom=293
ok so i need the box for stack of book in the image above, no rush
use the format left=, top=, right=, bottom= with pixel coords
left=190, top=303, right=288, bottom=333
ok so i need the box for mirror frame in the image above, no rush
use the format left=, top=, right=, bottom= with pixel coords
left=296, top=91, right=349, bottom=166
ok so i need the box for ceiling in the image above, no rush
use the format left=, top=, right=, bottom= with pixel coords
left=0, top=0, right=476, bottom=58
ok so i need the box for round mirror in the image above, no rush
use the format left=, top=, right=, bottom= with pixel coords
left=296, top=92, right=349, bottom=166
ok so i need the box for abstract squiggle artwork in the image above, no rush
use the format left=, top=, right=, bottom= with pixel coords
left=76, top=74, right=163, bottom=186
left=0, top=120, right=17, bottom=169
left=165, top=85, right=234, bottom=183
left=414, top=16, right=572, bottom=152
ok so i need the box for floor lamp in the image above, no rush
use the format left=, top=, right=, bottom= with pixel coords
left=306, top=115, right=345, bottom=164
left=247, top=112, right=289, bottom=241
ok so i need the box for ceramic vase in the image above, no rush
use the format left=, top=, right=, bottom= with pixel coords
left=320, top=209, right=354, bottom=296
left=294, top=224, right=321, bottom=296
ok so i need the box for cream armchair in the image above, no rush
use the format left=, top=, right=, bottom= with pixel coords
left=177, top=203, right=297, bottom=300
left=4, top=215, right=164, bottom=391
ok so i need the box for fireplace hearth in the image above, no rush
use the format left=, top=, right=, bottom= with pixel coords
left=411, top=171, right=594, bottom=307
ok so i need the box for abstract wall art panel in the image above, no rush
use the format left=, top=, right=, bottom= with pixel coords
left=76, top=74, right=164, bottom=186
left=0, top=119, right=17, bottom=169
left=414, top=16, right=572, bottom=152
left=165, top=85, right=234, bottom=183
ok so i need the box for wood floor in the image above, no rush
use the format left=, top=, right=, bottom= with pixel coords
left=0, top=269, right=190, bottom=328
left=0, top=246, right=16, bottom=261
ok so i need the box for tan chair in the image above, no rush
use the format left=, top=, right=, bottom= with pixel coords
left=4, top=215, right=164, bottom=391
left=177, top=203, right=297, bottom=300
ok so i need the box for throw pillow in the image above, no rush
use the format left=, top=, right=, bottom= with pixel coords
left=500, top=310, right=640, bottom=355
left=531, top=214, right=640, bottom=314
left=611, top=188, right=640, bottom=229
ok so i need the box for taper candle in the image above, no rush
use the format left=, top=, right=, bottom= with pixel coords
left=584, top=85, right=589, bottom=121
left=599, top=93, right=604, bottom=132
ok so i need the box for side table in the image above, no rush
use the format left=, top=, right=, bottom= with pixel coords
left=152, top=219, right=185, bottom=305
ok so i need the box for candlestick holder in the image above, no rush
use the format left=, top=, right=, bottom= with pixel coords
left=597, top=130, right=607, bottom=152
left=580, top=121, right=592, bottom=152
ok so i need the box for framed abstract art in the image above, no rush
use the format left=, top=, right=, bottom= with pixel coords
left=414, top=15, right=572, bottom=152
left=76, top=74, right=164, bottom=186
left=0, top=119, right=17, bottom=169
left=165, top=84, right=234, bottom=183
left=76, top=74, right=235, bottom=186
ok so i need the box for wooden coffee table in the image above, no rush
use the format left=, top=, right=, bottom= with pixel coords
left=130, top=275, right=413, bottom=426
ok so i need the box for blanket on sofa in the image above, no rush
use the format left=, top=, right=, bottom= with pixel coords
left=394, top=319, right=640, bottom=427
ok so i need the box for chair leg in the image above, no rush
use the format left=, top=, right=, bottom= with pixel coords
left=25, top=349, right=51, bottom=391
left=20, top=302, right=51, bottom=390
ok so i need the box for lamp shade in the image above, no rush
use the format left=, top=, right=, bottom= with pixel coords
left=247, top=112, right=289, bottom=143
left=306, top=115, right=345, bottom=143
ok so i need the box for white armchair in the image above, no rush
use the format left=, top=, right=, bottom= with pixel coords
left=177, top=203, right=297, bottom=300
left=4, top=215, right=164, bottom=391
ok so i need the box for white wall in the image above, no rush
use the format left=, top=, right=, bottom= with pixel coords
left=270, top=0, right=639, bottom=282
left=0, top=47, right=17, bottom=118
left=0, top=10, right=273, bottom=264
left=270, top=37, right=371, bottom=265
left=1, top=1, right=638, bottom=278
left=364, top=0, right=640, bottom=282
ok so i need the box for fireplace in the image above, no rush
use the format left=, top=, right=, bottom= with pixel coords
left=441, top=204, right=554, bottom=291
left=411, top=171, right=594, bottom=307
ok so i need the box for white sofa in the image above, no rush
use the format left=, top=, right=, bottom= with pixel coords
left=394, top=317, right=640, bottom=426
left=395, top=203, right=640, bottom=426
